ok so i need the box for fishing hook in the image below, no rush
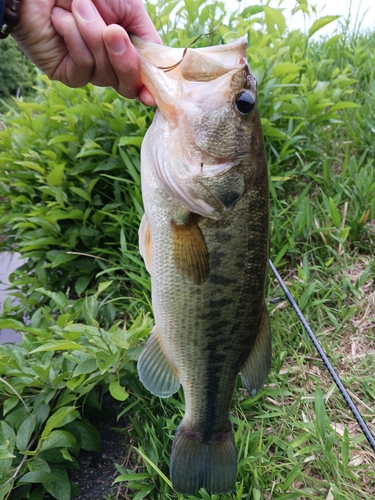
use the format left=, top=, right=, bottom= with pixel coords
left=157, top=24, right=222, bottom=72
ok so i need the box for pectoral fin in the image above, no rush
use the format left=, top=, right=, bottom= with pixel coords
left=139, top=214, right=152, bottom=275
left=171, top=215, right=209, bottom=285
left=137, top=326, right=180, bottom=398
left=240, top=306, right=271, bottom=397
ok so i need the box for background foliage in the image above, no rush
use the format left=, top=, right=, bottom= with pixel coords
left=0, top=0, right=374, bottom=499
left=0, top=37, right=36, bottom=105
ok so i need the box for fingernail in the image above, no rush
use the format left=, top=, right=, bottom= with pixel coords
left=76, top=0, right=96, bottom=21
left=106, top=32, right=126, bottom=54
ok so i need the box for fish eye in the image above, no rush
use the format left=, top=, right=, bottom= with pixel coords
left=235, top=91, right=255, bottom=115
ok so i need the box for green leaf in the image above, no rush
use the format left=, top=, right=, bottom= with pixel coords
left=3, top=397, right=20, bottom=416
left=18, top=471, right=57, bottom=483
left=33, top=402, right=50, bottom=427
left=341, top=427, right=349, bottom=469
left=97, top=280, right=113, bottom=293
left=118, top=136, right=143, bottom=148
left=281, top=462, right=301, bottom=491
left=0, top=482, right=12, bottom=498
left=16, top=415, right=36, bottom=452
left=75, top=275, right=92, bottom=295
left=29, top=484, right=46, bottom=500
left=72, top=358, right=97, bottom=376
left=109, top=380, right=129, bottom=401
left=314, top=386, right=326, bottom=440
left=35, top=288, right=68, bottom=310
left=340, top=227, right=350, bottom=242
left=135, top=447, right=172, bottom=487
left=43, top=464, right=71, bottom=500
left=0, top=447, right=15, bottom=460
left=41, top=407, right=78, bottom=439
left=273, top=62, right=300, bottom=77
left=69, top=186, right=92, bottom=202
left=47, top=163, right=65, bottom=187
left=133, top=485, right=155, bottom=500
left=48, top=134, right=77, bottom=145
left=66, top=375, right=86, bottom=391
left=113, top=469, right=150, bottom=483
left=328, top=197, right=341, bottom=229
left=299, top=283, right=316, bottom=311
left=40, top=430, right=77, bottom=451
left=30, top=340, right=83, bottom=354
left=110, top=331, right=130, bottom=349
left=240, top=5, right=264, bottom=18
left=27, top=458, right=50, bottom=473
left=60, top=448, right=73, bottom=461
left=0, top=318, right=25, bottom=331
left=0, top=421, right=16, bottom=449
left=18, top=237, right=64, bottom=252
left=14, top=161, right=45, bottom=174
left=119, top=148, right=140, bottom=184
left=65, top=421, right=101, bottom=451
left=264, top=6, right=286, bottom=34
left=323, top=33, right=343, bottom=49
left=330, top=101, right=360, bottom=111
left=308, top=16, right=340, bottom=37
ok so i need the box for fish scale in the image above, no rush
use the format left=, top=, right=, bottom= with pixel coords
left=132, top=35, right=271, bottom=495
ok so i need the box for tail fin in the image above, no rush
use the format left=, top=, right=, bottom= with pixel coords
left=170, top=422, right=237, bottom=495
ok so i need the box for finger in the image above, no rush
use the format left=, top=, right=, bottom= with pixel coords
left=72, top=0, right=117, bottom=87
left=103, top=24, right=151, bottom=101
left=138, top=86, right=157, bottom=107
left=51, top=6, right=94, bottom=87
left=91, top=0, right=162, bottom=45
left=121, top=1, right=162, bottom=45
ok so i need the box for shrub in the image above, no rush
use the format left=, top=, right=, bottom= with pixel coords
left=0, top=37, right=36, bottom=102
left=0, top=78, right=153, bottom=324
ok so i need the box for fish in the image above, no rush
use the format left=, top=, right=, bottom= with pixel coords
left=132, top=35, right=271, bottom=495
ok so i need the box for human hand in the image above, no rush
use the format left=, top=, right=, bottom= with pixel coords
left=11, top=0, right=161, bottom=104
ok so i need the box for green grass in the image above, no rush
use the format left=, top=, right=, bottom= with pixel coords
left=109, top=258, right=374, bottom=499
left=1, top=0, right=375, bottom=499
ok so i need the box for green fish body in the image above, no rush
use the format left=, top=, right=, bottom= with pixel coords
left=133, top=36, right=271, bottom=495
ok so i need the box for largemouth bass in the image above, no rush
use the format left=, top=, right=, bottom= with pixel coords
left=132, top=36, right=271, bottom=495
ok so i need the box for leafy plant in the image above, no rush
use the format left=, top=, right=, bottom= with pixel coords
left=0, top=78, right=153, bottom=324
left=0, top=37, right=36, bottom=104
left=0, top=295, right=152, bottom=499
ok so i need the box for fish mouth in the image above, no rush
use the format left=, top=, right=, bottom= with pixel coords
left=131, top=36, right=248, bottom=79
left=131, top=36, right=250, bottom=118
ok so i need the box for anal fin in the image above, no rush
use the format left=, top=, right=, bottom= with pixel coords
left=240, top=305, right=271, bottom=397
left=137, top=326, right=180, bottom=398
left=171, top=215, right=209, bottom=285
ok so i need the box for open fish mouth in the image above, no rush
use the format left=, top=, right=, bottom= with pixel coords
left=131, top=35, right=251, bottom=116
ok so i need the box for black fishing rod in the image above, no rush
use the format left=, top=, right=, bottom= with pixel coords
left=269, top=259, right=375, bottom=453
